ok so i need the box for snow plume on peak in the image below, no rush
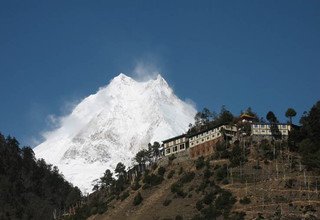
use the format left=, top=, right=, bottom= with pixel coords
left=34, top=73, right=196, bottom=193
left=132, top=61, right=163, bottom=81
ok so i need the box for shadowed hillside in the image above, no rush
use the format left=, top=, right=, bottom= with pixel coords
left=0, top=133, right=82, bottom=220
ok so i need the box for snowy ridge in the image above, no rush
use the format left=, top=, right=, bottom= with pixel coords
left=34, top=73, right=196, bottom=193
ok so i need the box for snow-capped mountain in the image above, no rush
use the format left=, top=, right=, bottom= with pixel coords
left=34, top=73, right=196, bottom=193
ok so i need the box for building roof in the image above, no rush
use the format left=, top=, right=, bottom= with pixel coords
left=240, top=114, right=256, bottom=119
left=187, top=123, right=227, bottom=138
left=251, top=122, right=298, bottom=126
left=162, top=134, right=186, bottom=143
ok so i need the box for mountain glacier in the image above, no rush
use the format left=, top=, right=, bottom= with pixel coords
left=34, top=73, right=196, bottom=193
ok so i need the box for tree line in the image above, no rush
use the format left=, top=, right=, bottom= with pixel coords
left=0, top=134, right=82, bottom=220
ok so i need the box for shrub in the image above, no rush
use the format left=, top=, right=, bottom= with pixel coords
left=179, top=172, right=195, bottom=183
left=201, top=204, right=220, bottom=219
left=158, top=166, right=166, bottom=176
left=239, top=196, right=251, bottom=205
left=191, top=214, right=205, bottom=220
left=214, top=190, right=236, bottom=213
left=131, top=180, right=141, bottom=191
left=203, top=192, right=214, bottom=205
left=178, top=167, right=184, bottom=175
left=169, top=154, right=176, bottom=161
left=167, top=170, right=175, bottom=179
left=222, top=178, right=229, bottom=185
left=229, top=211, right=246, bottom=220
left=90, top=207, right=98, bottom=215
left=253, top=164, right=262, bottom=169
left=259, top=140, right=275, bottom=161
left=133, top=192, right=143, bottom=206
left=106, top=195, right=115, bottom=204
left=120, top=191, right=130, bottom=201
left=177, top=189, right=187, bottom=198
left=196, top=181, right=207, bottom=193
left=203, top=168, right=212, bottom=179
left=214, top=164, right=228, bottom=182
left=171, top=182, right=186, bottom=197
left=256, top=213, right=264, bottom=219
left=285, top=179, right=296, bottom=189
left=175, top=215, right=183, bottom=220
left=229, top=145, right=247, bottom=167
left=97, top=203, right=107, bottom=214
left=171, top=182, right=183, bottom=193
left=152, top=163, right=158, bottom=170
left=205, top=158, right=211, bottom=168
left=163, top=198, right=172, bottom=206
left=196, top=200, right=204, bottom=211
left=253, top=160, right=262, bottom=170
left=195, top=156, right=205, bottom=170
left=143, top=173, right=163, bottom=186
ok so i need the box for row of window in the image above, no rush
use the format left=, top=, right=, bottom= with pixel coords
left=189, top=128, right=221, bottom=141
left=252, top=130, right=288, bottom=134
left=166, top=138, right=186, bottom=147
left=190, top=133, right=220, bottom=146
left=165, top=144, right=185, bottom=154
left=253, top=124, right=288, bottom=129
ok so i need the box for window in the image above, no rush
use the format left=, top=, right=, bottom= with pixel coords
left=202, top=139, right=204, bottom=142
left=261, top=125, right=265, bottom=128
left=282, top=125, right=286, bottom=128
left=207, top=137, right=209, bottom=140
left=254, top=125, right=258, bottom=128
left=180, top=144, right=185, bottom=150
left=173, top=146, right=178, bottom=152
left=166, top=148, right=170, bottom=154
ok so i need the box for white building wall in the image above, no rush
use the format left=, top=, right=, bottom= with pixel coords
left=164, top=137, right=188, bottom=156
left=251, top=124, right=291, bottom=136
left=189, top=125, right=237, bottom=148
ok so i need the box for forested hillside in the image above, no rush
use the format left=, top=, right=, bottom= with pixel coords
left=0, top=134, right=82, bottom=220
left=68, top=101, right=320, bottom=220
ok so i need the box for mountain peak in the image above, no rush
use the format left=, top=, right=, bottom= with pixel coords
left=154, top=74, right=168, bottom=85
left=117, top=73, right=131, bottom=78
left=34, top=73, right=196, bottom=193
left=112, top=73, right=134, bottom=83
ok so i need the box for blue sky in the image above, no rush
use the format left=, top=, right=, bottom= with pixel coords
left=0, top=0, right=319, bottom=147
